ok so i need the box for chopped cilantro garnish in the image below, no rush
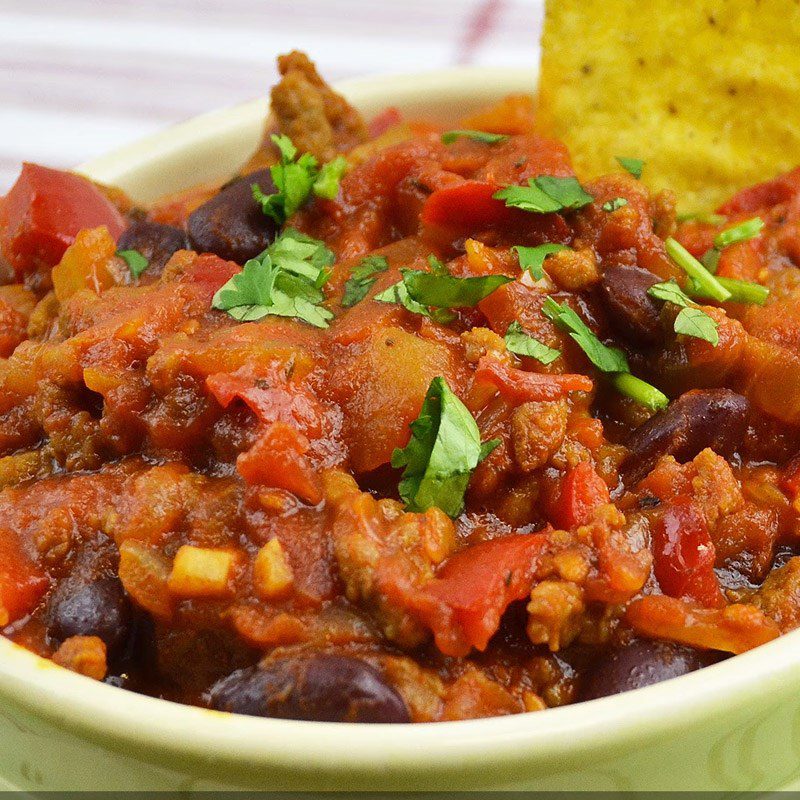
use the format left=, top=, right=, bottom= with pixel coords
left=504, top=321, right=561, bottom=365
left=313, top=156, right=349, bottom=200
left=542, top=297, right=629, bottom=373
left=664, top=237, right=731, bottom=302
left=615, top=156, right=645, bottom=179
left=391, top=376, right=499, bottom=517
left=441, top=129, right=509, bottom=145
left=342, top=255, right=389, bottom=308
left=673, top=307, right=720, bottom=344
left=375, top=259, right=510, bottom=320
left=542, top=297, right=667, bottom=410
left=264, top=228, right=334, bottom=286
left=602, top=197, right=628, bottom=212
left=713, top=217, right=765, bottom=250
left=117, top=249, right=149, bottom=279
left=514, top=243, right=568, bottom=280
left=494, top=176, right=593, bottom=214
left=212, top=229, right=334, bottom=328
left=401, top=270, right=511, bottom=308
left=252, top=134, right=347, bottom=224
left=648, top=280, right=719, bottom=345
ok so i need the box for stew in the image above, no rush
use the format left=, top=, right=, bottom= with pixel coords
left=1, top=51, right=798, bottom=723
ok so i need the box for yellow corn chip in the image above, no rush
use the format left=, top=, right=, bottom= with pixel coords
left=537, top=1, right=800, bottom=212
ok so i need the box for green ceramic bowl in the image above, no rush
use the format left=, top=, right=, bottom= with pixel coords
left=2, top=67, right=800, bottom=793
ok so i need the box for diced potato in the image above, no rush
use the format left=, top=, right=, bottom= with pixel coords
left=253, top=539, right=294, bottom=600
left=331, top=326, right=457, bottom=472
left=168, top=545, right=238, bottom=599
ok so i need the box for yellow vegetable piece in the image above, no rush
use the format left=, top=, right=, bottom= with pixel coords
left=537, top=0, right=800, bottom=211
left=51, top=226, right=120, bottom=303
left=253, top=539, right=295, bottom=600
left=168, top=545, right=238, bottom=599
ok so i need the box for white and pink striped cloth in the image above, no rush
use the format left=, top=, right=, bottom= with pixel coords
left=0, top=0, right=542, bottom=192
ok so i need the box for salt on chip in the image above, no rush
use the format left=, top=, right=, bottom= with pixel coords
left=537, top=0, right=800, bottom=212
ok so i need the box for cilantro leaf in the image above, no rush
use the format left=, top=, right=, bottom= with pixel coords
left=504, top=321, right=561, bottom=365
left=253, top=134, right=347, bottom=224
left=514, top=243, right=568, bottom=280
left=615, top=156, right=645, bottom=179
left=647, top=280, right=719, bottom=345
left=265, top=228, right=334, bottom=286
left=401, top=269, right=511, bottom=308
left=441, top=129, right=509, bottom=145
left=117, top=249, right=149, bottom=279
left=674, top=307, right=719, bottom=345
left=342, top=255, right=389, bottom=308
left=373, top=279, right=451, bottom=321
left=542, top=297, right=629, bottom=373
left=313, top=156, right=348, bottom=200
left=647, top=280, right=693, bottom=308
left=391, top=376, right=499, bottom=517
left=602, top=197, right=628, bottom=212
left=212, top=229, right=333, bottom=328
left=494, top=175, right=593, bottom=214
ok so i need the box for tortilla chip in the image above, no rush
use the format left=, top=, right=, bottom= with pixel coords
left=537, top=1, right=800, bottom=212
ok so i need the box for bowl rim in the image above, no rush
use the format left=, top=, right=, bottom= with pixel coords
left=2, top=64, right=799, bottom=775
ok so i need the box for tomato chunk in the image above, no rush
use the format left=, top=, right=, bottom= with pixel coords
left=397, top=533, right=548, bottom=657
left=549, top=461, right=610, bottom=529
left=422, top=181, right=514, bottom=230
left=651, top=498, right=724, bottom=608
left=0, top=531, right=48, bottom=626
left=0, top=164, right=125, bottom=279
left=474, top=356, right=593, bottom=403
left=237, top=422, right=323, bottom=505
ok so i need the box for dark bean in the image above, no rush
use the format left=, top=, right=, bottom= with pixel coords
left=622, top=388, right=749, bottom=485
left=579, top=639, right=721, bottom=701
left=47, top=576, right=132, bottom=654
left=187, top=169, right=278, bottom=263
left=208, top=654, right=411, bottom=723
left=600, top=265, right=663, bottom=345
left=117, top=220, right=188, bottom=273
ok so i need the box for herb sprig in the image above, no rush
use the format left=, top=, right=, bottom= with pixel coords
left=542, top=297, right=668, bottom=411
left=212, top=228, right=334, bottom=328
left=252, top=134, right=348, bottom=224
left=494, top=176, right=594, bottom=214
left=392, top=376, right=499, bottom=517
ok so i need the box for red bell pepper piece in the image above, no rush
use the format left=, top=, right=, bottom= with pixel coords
left=0, top=531, right=48, bottom=627
left=550, top=460, right=610, bottom=529
left=421, top=180, right=514, bottom=230
left=384, top=532, right=549, bottom=657
left=236, top=421, right=323, bottom=505
left=0, top=163, right=125, bottom=279
left=717, top=167, right=800, bottom=216
left=474, top=356, right=593, bottom=403
left=651, top=497, right=724, bottom=608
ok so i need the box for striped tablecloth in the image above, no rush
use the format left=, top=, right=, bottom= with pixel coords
left=0, top=0, right=542, bottom=192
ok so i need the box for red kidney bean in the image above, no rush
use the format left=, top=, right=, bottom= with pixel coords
left=600, top=265, right=663, bottom=345
left=579, top=639, right=722, bottom=701
left=187, top=169, right=278, bottom=263
left=117, top=220, right=188, bottom=273
left=208, top=654, right=410, bottom=723
left=621, top=389, right=750, bottom=485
